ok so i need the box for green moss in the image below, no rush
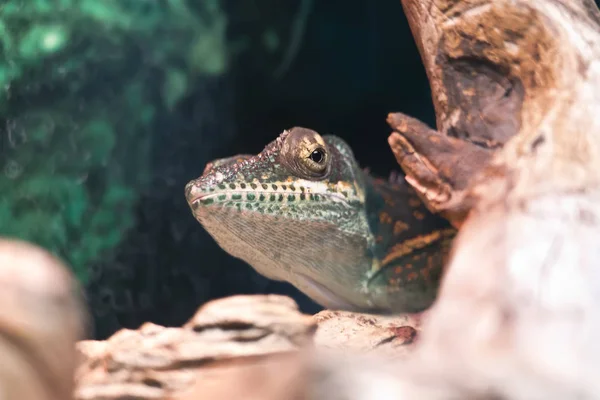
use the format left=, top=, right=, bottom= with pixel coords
left=19, top=25, right=69, bottom=59
left=0, top=0, right=229, bottom=282
left=163, top=68, right=188, bottom=111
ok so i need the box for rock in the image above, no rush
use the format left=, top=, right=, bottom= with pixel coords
left=0, top=239, right=87, bottom=400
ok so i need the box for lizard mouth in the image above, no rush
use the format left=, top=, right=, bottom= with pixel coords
left=185, top=189, right=212, bottom=208
left=189, top=189, right=351, bottom=207
left=185, top=180, right=222, bottom=209
left=188, top=193, right=223, bottom=212
left=185, top=177, right=364, bottom=218
left=189, top=192, right=211, bottom=204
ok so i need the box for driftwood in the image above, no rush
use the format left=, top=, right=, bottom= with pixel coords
left=75, top=296, right=420, bottom=399
left=75, top=295, right=317, bottom=400
left=383, top=0, right=600, bottom=398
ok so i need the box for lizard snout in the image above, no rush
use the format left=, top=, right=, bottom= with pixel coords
left=184, top=180, right=203, bottom=204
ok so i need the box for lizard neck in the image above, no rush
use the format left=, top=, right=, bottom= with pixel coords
left=362, top=172, right=455, bottom=312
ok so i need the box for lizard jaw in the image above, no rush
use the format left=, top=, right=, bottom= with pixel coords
left=185, top=178, right=360, bottom=214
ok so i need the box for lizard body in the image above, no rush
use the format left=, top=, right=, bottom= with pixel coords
left=185, top=127, right=456, bottom=313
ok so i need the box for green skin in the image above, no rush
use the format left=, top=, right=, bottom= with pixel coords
left=185, top=127, right=456, bottom=313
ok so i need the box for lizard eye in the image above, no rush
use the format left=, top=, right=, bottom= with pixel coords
left=301, top=144, right=329, bottom=175
left=309, top=148, right=325, bottom=164
left=279, top=127, right=332, bottom=179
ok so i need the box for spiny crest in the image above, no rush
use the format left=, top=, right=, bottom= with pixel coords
left=201, top=130, right=291, bottom=179
left=256, top=129, right=291, bottom=162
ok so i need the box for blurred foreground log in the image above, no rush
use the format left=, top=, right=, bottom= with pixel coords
left=0, top=239, right=86, bottom=400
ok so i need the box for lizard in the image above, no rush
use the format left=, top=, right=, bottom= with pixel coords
left=185, top=127, right=456, bottom=314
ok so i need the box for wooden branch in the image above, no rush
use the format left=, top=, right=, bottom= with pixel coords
left=389, top=0, right=600, bottom=226
left=74, top=296, right=421, bottom=399
left=386, top=113, right=491, bottom=227
left=381, top=0, right=600, bottom=398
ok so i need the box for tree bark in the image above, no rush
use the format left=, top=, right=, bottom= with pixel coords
left=385, top=0, right=600, bottom=398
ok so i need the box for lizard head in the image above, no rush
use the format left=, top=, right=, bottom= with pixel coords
left=185, top=127, right=376, bottom=310
left=185, top=127, right=367, bottom=221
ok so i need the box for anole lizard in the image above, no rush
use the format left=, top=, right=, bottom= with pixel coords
left=185, top=127, right=455, bottom=313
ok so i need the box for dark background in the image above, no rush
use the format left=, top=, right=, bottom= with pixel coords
left=85, top=0, right=436, bottom=339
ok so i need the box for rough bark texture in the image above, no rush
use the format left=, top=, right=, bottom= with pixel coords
left=75, top=295, right=316, bottom=399
left=383, top=0, right=600, bottom=398
left=313, top=310, right=420, bottom=356
left=389, top=0, right=600, bottom=224
left=74, top=295, right=420, bottom=399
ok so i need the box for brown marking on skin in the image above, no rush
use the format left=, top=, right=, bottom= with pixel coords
left=380, top=191, right=396, bottom=207
left=407, top=272, right=419, bottom=281
left=441, top=238, right=454, bottom=264
left=381, top=229, right=455, bottom=267
left=408, top=197, right=422, bottom=208
left=419, top=237, right=454, bottom=286
left=393, top=221, right=410, bottom=235
left=386, top=277, right=398, bottom=288
left=413, top=211, right=426, bottom=220
left=379, top=212, right=393, bottom=225
left=405, top=263, right=413, bottom=270
left=394, top=266, right=403, bottom=275
left=376, top=235, right=384, bottom=243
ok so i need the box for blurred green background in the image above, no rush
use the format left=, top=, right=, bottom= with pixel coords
left=0, top=0, right=440, bottom=339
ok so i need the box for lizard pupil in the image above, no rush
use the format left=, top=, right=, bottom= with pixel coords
left=310, top=148, right=325, bottom=163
